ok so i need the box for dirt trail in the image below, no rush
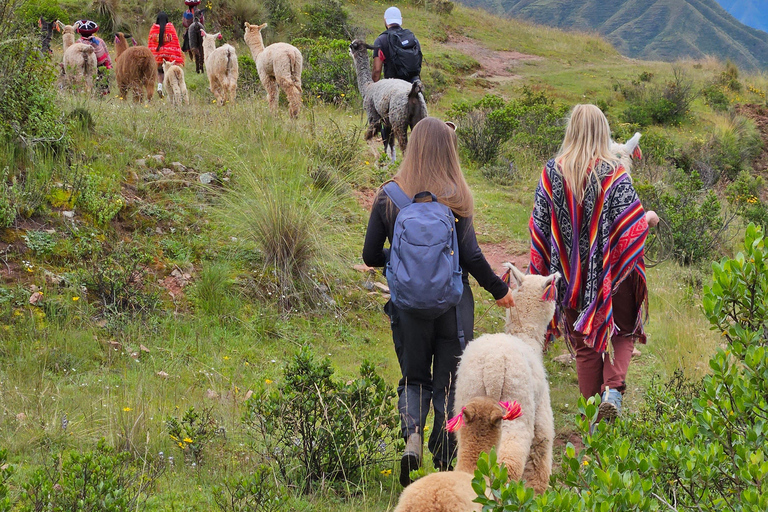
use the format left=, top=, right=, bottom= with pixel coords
left=443, top=35, right=542, bottom=82
left=479, top=241, right=529, bottom=275
left=736, top=104, right=768, bottom=172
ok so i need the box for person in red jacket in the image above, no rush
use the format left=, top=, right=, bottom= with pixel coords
left=147, top=12, right=185, bottom=97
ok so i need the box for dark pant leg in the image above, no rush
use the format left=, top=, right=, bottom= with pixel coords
left=428, top=285, right=474, bottom=467
left=603, top=335, right=634, bottom=393
left=603, top=273, right=641, bottom=393
left=386, top=300, right=435, bottom=440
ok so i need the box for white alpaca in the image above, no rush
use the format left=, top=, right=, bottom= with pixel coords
left=202, top=32, right=238, bottom=105
left=162, top=59, right=189, bottom=106
left=393, top=397, right=522, bottom=512
left=59, top=22, right=97, bottom=93
left=611, top=132, right=642, bottom=172
left=454, top=263, right=559, bottom=494
left=243, top=22, right=303, bottom=118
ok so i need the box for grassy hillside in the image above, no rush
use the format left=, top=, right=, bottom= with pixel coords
left=2, top=0, right=768, bottom=509
left=459, top=0, right=768, bottom=70
left=717, top=0, right=768, bottom=33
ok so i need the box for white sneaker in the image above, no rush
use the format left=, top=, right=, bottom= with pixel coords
left=157, top=83, right=164, bottom=98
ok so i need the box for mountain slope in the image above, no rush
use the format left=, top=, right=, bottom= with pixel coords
left=716, top=0, right=768, bottom=33
left=457, top=0, right=768, bottom=69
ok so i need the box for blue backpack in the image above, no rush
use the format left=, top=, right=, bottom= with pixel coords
left=383, top=182, right=464, bottom=321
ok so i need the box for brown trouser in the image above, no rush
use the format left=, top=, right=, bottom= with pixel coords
left=565, top=272, right=642, bottom=399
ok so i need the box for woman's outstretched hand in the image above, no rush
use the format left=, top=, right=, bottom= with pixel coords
left=496, top=288, right=515, bottom=308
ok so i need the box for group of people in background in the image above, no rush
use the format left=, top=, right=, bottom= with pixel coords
left=66, top=0, right=204, bottom=97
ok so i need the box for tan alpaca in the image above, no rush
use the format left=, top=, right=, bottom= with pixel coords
left=393, top=397, right=521, bottom=512
left=454, top=263, right=559, bottom=494
left=113, top=33, right=155, bottom=102
left=202, top=32, right=238, bottom=105
left=162, top=59, right=189, bottom=106
left=243, top=22, right=303, bottom=118
left=59, top=22, right=97, bottom=93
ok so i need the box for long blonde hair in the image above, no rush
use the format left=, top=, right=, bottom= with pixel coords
left=392, top=117, right=474, bottom=217
left=556, top=104, right=618, bottom=203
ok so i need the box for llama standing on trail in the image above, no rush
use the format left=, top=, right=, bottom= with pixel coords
left=348, top=39, right=427, bottom=161
left=243, top=22, right=303, bottom=118
left=59, top=22, right=97, bottom=93
left=454, top=263, right=558, bottom=494
left=162, top=59, right=189, bottom=106
left=113, top=32, right=156, bottom=102
left=202, top=32, right=238, bottom=105
left=393, top=397, right=523, bottom=512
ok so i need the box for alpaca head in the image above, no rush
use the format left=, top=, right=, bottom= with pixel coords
left=243, top=22, right=268, bottom=55
left=114, top=32, right=129, bottom=58
left=502, top=262, right=559, bottom=347
left=448, top=397, right=522, bottom=468
left=162, top=59, right=173, bottom=73
left=348, top=39, right=373, bottom=61
left=610, top=132, right=642, bottom=173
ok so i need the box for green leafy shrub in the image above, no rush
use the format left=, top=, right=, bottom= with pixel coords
left=166, top=406, right=219, bottom=466
left=0, top=449, right=12, bottom=512
left=300, top=0, right=350, bottom=39
left=0, top=181, right=14, bottom=228
left=265, top=0, right=295, bottom=27
left=656, top=169, right=724, bottom=264
left=21, top=439, right=163, bottom=512
left=481, top=158, right=518, bottom=186
left=237, top=54, right=261, bottom=96
left=702, top=84, right=730, bottom=111
left=73, top=167, right=123, bottom=225
left=213, top=465, right=286, bottom=512
left=450, top=89, right=567, bottom=164
left=243, top=347, right=398, bottom=493
left=718, top=60, right=742, bottom=92
left=292, top=37, right=356, bottom=104
left=727, top=172, right=768, bottom=232
left=23, top=230, right=56, bottom=256
left=620, top=68, right=697, bottom=126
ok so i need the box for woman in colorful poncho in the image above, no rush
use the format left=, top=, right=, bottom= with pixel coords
left=148, top=12, right=185, bottom=97
left=528, top=104, right=650, bottom=422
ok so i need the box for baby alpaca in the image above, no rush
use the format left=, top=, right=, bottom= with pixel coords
left=202, top=32, right=238, bottom=105
left=114, top=33, right=155, bottom=102
left=393, top=397, right=522, bottom=512
left=611, top=131, right=642, bottom=172
left=162, top=59, right=189, bottom=106
left=60, top=22, right=97, bottom=93
left=454, top=264, right=559, bottom=494
left=243, top=22, right=303, bottom=118
left=187, top=18, right=205, bottom=74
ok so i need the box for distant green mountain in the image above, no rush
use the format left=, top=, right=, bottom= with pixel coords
left=716, top=0, right=768, bottom=33
left=457, top=0, right=768, bottom=70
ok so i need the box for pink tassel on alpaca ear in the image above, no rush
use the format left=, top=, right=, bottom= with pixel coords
left=446, top=408, right=466, bottom=432
left=541, top=281, right=557, bottom=302
left=499, top=401, right=522, bottom=421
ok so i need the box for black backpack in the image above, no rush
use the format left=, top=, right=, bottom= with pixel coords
left=386, top=27, right=422, bottom=81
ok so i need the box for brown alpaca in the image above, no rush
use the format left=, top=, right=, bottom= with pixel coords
left=114, top=33, right=155, bottom=102
left=393, top=397, right=522, bottom=512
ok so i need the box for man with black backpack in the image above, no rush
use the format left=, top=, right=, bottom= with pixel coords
left=372, top=7, right=422, bottom=158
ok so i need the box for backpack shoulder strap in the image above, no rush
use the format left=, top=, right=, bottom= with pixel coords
left=382, top=182, right=412, bottom=211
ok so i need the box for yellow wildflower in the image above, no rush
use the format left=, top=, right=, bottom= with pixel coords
left=582, top=459, right=589, bottom=466
left=183, top=437, right=193, bottom=443
left=265, top=379, right=273, bottom=384
left=170, top=435, right=178, bottom=441
left=223, top=356, right=230, bottom=360
left=72, top=297, right=80, bottom=301
left=380, top=469, right=392, bottom=476
left=123, top=407, right=132, bottom=412
left=178, top=442, right=184, bottom=448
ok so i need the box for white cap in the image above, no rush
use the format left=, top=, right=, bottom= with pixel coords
left=384, top=6, right=402, bottom=25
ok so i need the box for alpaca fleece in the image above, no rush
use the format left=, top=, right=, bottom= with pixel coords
left=348, top=39, right=427, bottom=156
left=454, top=264, right=558, bottom=494
left=202, top=32, right=238, bottom=105
left=393, top=397, right=509, bottom=512
left=244, top=22, right=303, bottom=118
left=60, top=24, right=97, bottom=93
left=114, top=33, right=155, bottom=102
left=162, top=60, right=189, bottom=106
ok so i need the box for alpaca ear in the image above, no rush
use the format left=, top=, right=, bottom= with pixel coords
left=462, top=403, right=476, bottom=424
left=259, top=23, right=268, bottom=29
left=445, top=121, right=456, bottom=131
left=502, top=262, right=524, bottom=290
left=244, top=22, right=249, bottom=30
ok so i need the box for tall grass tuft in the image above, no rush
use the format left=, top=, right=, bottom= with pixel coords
left=192, top=261, right=240, bottom=319
left=219, top=165, right=338, bottom=310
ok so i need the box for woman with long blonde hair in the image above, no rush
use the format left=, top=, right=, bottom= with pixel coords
left=363, top=117, right=514, bottom=486
left=529, top=104, right=651, bottom=423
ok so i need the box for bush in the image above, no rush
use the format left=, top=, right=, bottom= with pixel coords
left=213, top=465, right=286, bottom=512
left=166, top=407, right=219, bottom=467
left=243, top=348, right=398, bottom=493
left=0, top=449, right=12, bottom=512
left=475, top=237, right=768, bottom=511
left=481, top=158, right=518, bottom=186
left=702, top=84, right=730, bottom=111
left=23, top=230, right=56, bottom=256
left=450, top=89, right=567, bottom=164
left=71, top=165, right=123, bottom=225
left=292, top=37, right=356, bottom=104
left=21, top=439, right=164, bottom=512
left=620, top=68, right=697, bottom=126
left=718, top=60, right=742, bottom=92
left=300, top=0, right=350, bottom=39
left=237, top=54, right=261, bottom=96
left=264, top=0, right=295, bottom=27
left=727, top=172, right=768, bottom=232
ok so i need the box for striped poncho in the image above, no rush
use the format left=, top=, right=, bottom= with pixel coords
left=148, top=23, right=185, bottom=66
left=529, top=159, right=648, bottom=354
